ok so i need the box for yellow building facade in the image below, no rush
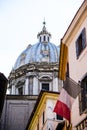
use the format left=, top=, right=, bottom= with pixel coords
left=26, top=91, right=68, bottom=130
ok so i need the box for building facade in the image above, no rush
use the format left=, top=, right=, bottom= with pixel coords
left=59, top=0, right=87, bottom=129
left=26, top=91, right=64, bottom=130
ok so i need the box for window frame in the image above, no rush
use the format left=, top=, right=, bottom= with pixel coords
left=18, top=86, right=23, bottom=95
left=75, top=28, right=86, bottom=59
left=56, top=114, right=63, bottom=120
left=42, top=83, right=49, bottom=91
left=79, top=74, right=87, bottom=114
left=16, top=81, right=24, bottom=95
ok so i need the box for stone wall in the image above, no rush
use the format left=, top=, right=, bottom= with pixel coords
left=0, top=95, right=37, bottom=130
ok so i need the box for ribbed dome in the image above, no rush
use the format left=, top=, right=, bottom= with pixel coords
left=13, top=22, right=60, bottom=70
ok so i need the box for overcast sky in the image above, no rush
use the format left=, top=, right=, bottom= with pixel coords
left=0, top=0, right=84, bottom=78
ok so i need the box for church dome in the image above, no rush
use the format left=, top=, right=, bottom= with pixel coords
left=13, top=22, right=60, bottom=70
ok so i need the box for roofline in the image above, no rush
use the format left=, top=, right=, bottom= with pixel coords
left=0, top=72, right=8, bottom=82
left=62, top=0, right=86, bottom=43
left=6, top=95, right=38, bottom=100
left=58, top=0, right=87, bottom=80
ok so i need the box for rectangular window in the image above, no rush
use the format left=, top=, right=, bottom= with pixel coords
left=16, top=81, right=24, bottom=95
left=18, top=87, right=23, bottom=95
left=42, top=83, right=49, bottom=91
left=56, top=114, right=63, bottom=120
left=76, top=28, right=86, bottom=59
left=79, top=75, right=87, bottom=113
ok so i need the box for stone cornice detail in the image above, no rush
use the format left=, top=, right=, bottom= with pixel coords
left=9, top=62, right=59, bottom=81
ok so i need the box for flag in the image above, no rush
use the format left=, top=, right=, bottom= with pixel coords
left=53, top=77, right=81, bottom=122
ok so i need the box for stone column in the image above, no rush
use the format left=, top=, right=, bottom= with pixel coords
left=53, top=77, right=58, bottom=92
left=25, top=78, right=29, bottom=95
left=11, top=84, right=15, bottom=95
left=33, top=76, right=38, bottom=95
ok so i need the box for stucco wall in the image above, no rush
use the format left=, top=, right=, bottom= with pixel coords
left=69, top=18, right=87, bottom=82
left=68, top=17, right=87, bottom=128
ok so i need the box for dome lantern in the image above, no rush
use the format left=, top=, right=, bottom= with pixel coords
left=37, top=21, right=51, bottom=43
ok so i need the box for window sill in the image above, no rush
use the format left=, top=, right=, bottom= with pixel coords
left=77, top=46, right=87, bottom=62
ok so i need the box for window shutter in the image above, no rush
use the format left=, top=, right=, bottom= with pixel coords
left=75, top=39, right=79, bottom=58
left=82, top=28, right=86, bottom=49
left=79, top=79, right=87, bottom=113
left=84, top=81, right=87, bottom=110
left=81, top=86, right=86, bottom=112
left=79, top=92, right=82, bottom=114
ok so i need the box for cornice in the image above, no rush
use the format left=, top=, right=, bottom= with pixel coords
left=62, top=0, right=87, bottom=45
left=9, top=62, right=59, bottom=81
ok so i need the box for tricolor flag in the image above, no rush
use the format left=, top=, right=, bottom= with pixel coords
left=53, top=77, right=81, bottom=122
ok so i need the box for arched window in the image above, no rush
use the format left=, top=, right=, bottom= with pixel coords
left=43, top=35, right=46, bottom=42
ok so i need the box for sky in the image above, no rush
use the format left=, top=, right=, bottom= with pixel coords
left=0, top=0, right=84, bottom=78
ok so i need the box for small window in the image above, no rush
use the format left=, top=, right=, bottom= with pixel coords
left=79, top=75, right=87, bottom=113
left=16, top=81, right=24, bottom=95
left=56, top=114, right=63, bottom=120
left=43, top=36, right=46, bottom=41
left=76, top=28, right=86, bottom=59
left=18, top=87, right=23, bottom=95
left=42, top=83, right=49, bottom=91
